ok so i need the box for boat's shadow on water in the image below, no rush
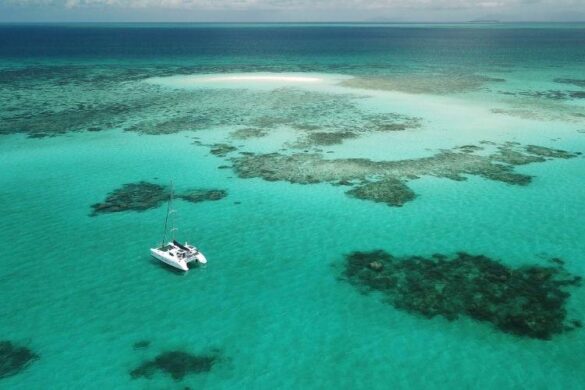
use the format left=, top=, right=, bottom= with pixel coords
left=149, top=258, right=202, bottom=276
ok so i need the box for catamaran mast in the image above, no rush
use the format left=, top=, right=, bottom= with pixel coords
left=160, top=181, right=173, bottom=248
left=170, top=182, right=177, bottom=241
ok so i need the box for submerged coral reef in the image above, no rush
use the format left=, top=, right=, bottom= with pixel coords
left=130, top=350, right=219, bottom=380
left=0, top=341, right=39, bottom=379
left=341, top=73, right=505, bottom=95
left=554, top=78, right=585, bottom=88
left=210, top=143, right=238, bottom=157
left=500, top=90, right=585, bottom=101
left=126, top=116, right=212, bottom=135
left=346, top=178, right=416, bottom=206
left=230, top=142, right=578, bottom=207
left=180, top=189, right=227, bottom=203
left=1, top=68, right=423, bottom=144
left=91, top=182, right=227, bottom=215
left=491, top=93, right=585, bottom=123
left=133, top=340, right=151, bottom=350
left=342, top=251, right=582, bottom=340
left=307, top=131, right=358, bottom=145
left=91, top=182, right=168, bottom=215
left=230, top=127, right=269, bottom=140
left=288, top=112, right=421, bottom=148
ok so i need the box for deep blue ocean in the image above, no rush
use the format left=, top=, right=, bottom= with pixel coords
left=1, top=24, right=584, bottom=389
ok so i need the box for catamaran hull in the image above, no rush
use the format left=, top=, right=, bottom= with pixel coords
left=150, top=250, right=189, bottom=271
left=194, top=252, right=207, bottom=264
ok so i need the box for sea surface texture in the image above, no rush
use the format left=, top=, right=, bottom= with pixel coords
left=1, top=23, right=585, bottom=389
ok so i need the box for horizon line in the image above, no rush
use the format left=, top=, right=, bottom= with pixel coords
left=1, top=20, right=585, bottom=24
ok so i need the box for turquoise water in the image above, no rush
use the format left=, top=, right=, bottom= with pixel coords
left=1, top=24, right=585, bottom=389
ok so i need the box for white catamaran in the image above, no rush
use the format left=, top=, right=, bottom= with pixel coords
left=150, top=182, right=207, bottom=271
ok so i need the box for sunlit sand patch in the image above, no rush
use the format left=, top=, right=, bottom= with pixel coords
left=202, top=75, right=324, bottom=83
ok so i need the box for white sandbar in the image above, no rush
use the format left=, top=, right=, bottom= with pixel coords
left=201, top=75, right=324, bottom=83
left=146, top=72, right=352, bottom=91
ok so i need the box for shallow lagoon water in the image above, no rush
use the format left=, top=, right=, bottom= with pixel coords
left=1, top=24, right=585, bottom=389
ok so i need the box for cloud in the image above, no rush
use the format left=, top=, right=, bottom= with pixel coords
left=2, top=0, right=584, bottom=21
left=1, top=0, right=567, bottom=9
left=5, top=0, right=258, bottom=7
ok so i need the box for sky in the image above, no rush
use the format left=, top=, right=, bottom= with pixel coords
left=0, top=0, right=584, bottom=22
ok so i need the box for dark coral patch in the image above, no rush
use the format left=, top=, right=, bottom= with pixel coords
left=130, top=351, right=218, bottom=380
left=363, top=113, right=421, bottom=132
left=305, top=131, right=358, bottom=146
left=525, top=145, right=578, bottom=159
left=210, top=143, right=238, bottom=157
left=230, top=127, right=269, bottom=140
left=91, top=182, right=227, bottom=215
left=456, top=145, right=483, bottom=153
left=0, top=341, right=39, bottom=379
left=346, top=179, right=415, bottom=207
left=133, top=340, right=151, bottom=350
left=491, top=143, right=545, bottom=165
left=342, top=251, right=581, bottom=340
left=179, top=189, right=227, bottom=203
left=91, top=182, right=168, bottom=215
left=554, top=78, right=585, bottom=88
left=499, top=89, right=585, bottom=101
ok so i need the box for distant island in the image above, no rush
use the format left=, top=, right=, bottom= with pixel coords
left=468, top=19, right=501, bottom=23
